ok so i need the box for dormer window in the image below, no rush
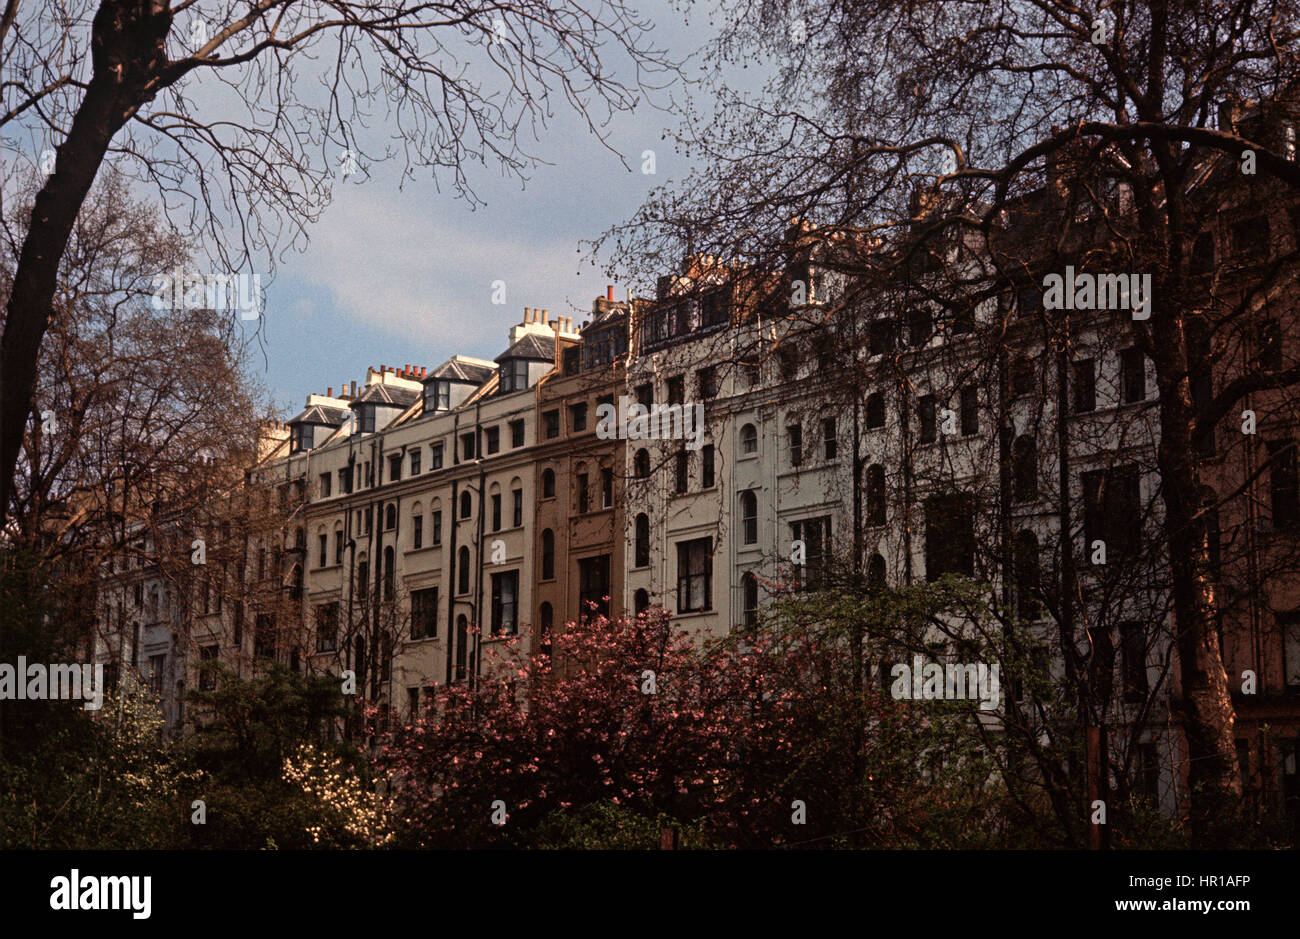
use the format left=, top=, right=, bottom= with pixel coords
left=290, top=424, right=312, bottom=453
left=499, top=359, right=529, bottom=393
left=355, top=406, right=375, bottom=434
left=425, top=380, right=451, bottom=411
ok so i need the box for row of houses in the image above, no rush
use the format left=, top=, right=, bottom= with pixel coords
left=88, top=133, right=1300, bottom=829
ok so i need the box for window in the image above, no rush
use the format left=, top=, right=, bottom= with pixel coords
left=868, top=553, right=886, bottom=591
left=1072, top=359, right=1096, bottom=413
left=1257, top=318, right=1283, bottom=372
left=457, top=546, right=471, bottom=595
left=485, top=426, right=500, bottom=454
left=1232, top=214, right=1270, bottom=257
left=198, top=645, right=219, bottom=691
left=952, top=303, right=975, bottom=334
left=1017, top=284, right=1043, bottom=317
left=778, top=348, right=799, bottom=381
left=510, top=419, right=525, bottom=448
left=676, top=538, right=713, bottom=612
left=318, top=533, right=328, bottom=568
left=389, top=453, right=402, bottom=482
left=411, top=587, right=438, bottom=640
left=541, top=529, right=555, bottom=579
left=412, top=507, right=423, bottom=548
left=1014, top=530, right=1041, bottom=620
left=431, top=510, right=442, bottom=546
left=1012, top=436, right=1037, bottom=502
left=790, top=517, right=831, bottom=589
left=454, top=616, right=468, bottom=682
left=460, top=432, right=475, bottom=461
left=1011, top=355, right=1034, bottom=397
left=701, top=445, right=715, bottom=488
left=385, top=503, right=397, bottom=530
left=491, top=571, right=519, bottom=635
left=907, top=308, right=932, bottom=347
left=410, top=449, right=421, bottom=476
left=701, top=288, right=730, bottom=327
left=334, top=528, right=344, bottom=565
left=1120, top=622, right=1148, bottom=701
left=254, top=614, right=275, bottom=660
left=460, top=491, right=472, bottom=519
left=501, top=358, right=530, bottom=392
left=742, top=572, right=759, bottom=629
left=741, top=359, right=761, bottom=388
left=578, top=470, right=591, bottom=511
left=539, top=603, right=554, bottom=652
left=788, top=422, right=803, bottom=467
left=866, top=392, right=885, bottom=429
left=1083, top=466, right=1142, bottom=557
left=697, top=366, right=719, bottom=399
left=919, top=395, right=937, bottom=443
left=633, top=449, right=651, bottom=479
left=740, top=490, right=758, bottom=544
left=491, top=493, right=502, bottom=531
left=740, top=424, right=758, bottom=454
left=542, top=468, right=556, bottom=498
left=430, top=442, right=444, bottom=469
left=543, top=410, right=560, bottom=439
left=407, top=687, right=421, bottom=718
left=960, top=386, right=978, bottom=435
left=1268, top=440, right=1299, bottom=527
left=823, top=418, right=837, bottom=460
left=578, top=555, right=611, bottom=620
left=1121, top=348, right=1145, bottom=403
left=866, top=464, right=886, bottom=526
left=320, top=473, right=332, bottom=498
left=634, top=589, right=650, bottom=616
left=1281, top=612, right=1300, bottom=691
left=339, top=466, right=353, bottom=494
left=512, top=487, right=523, bottom=527
left=382, top=546, right=395, bottom=601
left=428, top=380, right=451, bottom=411
left=563, top=346, right=581, bottom=375
left=364, top=508, right=372, bottom=534
left=925, top=493, right=975, bottom=580
left=358, top=406, right=376, bottom=434
left=602, top=467, right=614, bottom=507
left=869, top=318, right=895, bottom=356
left=667, top=376, right=685, bottom=406
left=634, top=382, right=653, bottom=410
left=570, top=402, right=588, bottom=433
left=674, top=449, right=689, bottom=493
left=634, top=514, right=650, bottom=567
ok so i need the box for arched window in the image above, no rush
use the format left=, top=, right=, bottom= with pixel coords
left=867, top=464, right=886, bottom=525
left=1012, top=435, right=1037, bottom=502
left=411, top=502, right=423, bottom=549
left=539, top=603, right=553, bottom=654
left=356, top=555, right=369, bottom=601
left=1014, top=530, right=1040, bottom=620
left=741, top=572, right=759, bottom=628
left=457, top=545, right=470, bottom=594
left=634, top=514, right=650, bottom=567
left=633, top=448, right=650, bottom=478
left=541, top=529, right=555, bottom=579
left=385, top=503, right=397, bottom=530
left=739, top=491, right=758, bottom=544
left=382, top=546, right=395, bottom=601
left=542, top=468, right=556, bottom=498
left=634, top=589, right=650, bottom=615
left=740, top=424, right=758, bottom=454
left=868, top=553, right=886, bottom=591
left=460, top=490, right=472, bottom=519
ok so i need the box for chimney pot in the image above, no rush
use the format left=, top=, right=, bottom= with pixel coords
left=327, top=387, right=333, bottom=397
left=607, top=285, right=614, bottom=301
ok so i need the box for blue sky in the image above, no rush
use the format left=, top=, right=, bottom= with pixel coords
left=247, top=1, right=731, bottom=414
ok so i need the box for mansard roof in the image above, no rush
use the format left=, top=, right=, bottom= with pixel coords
left=495, top=332, right=555, bottom=363
left=288, top=404, right=350, bottom=426
left=351, top=383, right=420, bottom=407
left=427, top=357, right=497, bottom=384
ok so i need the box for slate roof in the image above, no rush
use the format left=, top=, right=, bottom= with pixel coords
left=351, top=383, right=420, bottom=407
left=427, top=357, right=497, bottom=384
left=288, top=404, right=350, bottom=426
left=495, top=332, right=555, bottom=363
